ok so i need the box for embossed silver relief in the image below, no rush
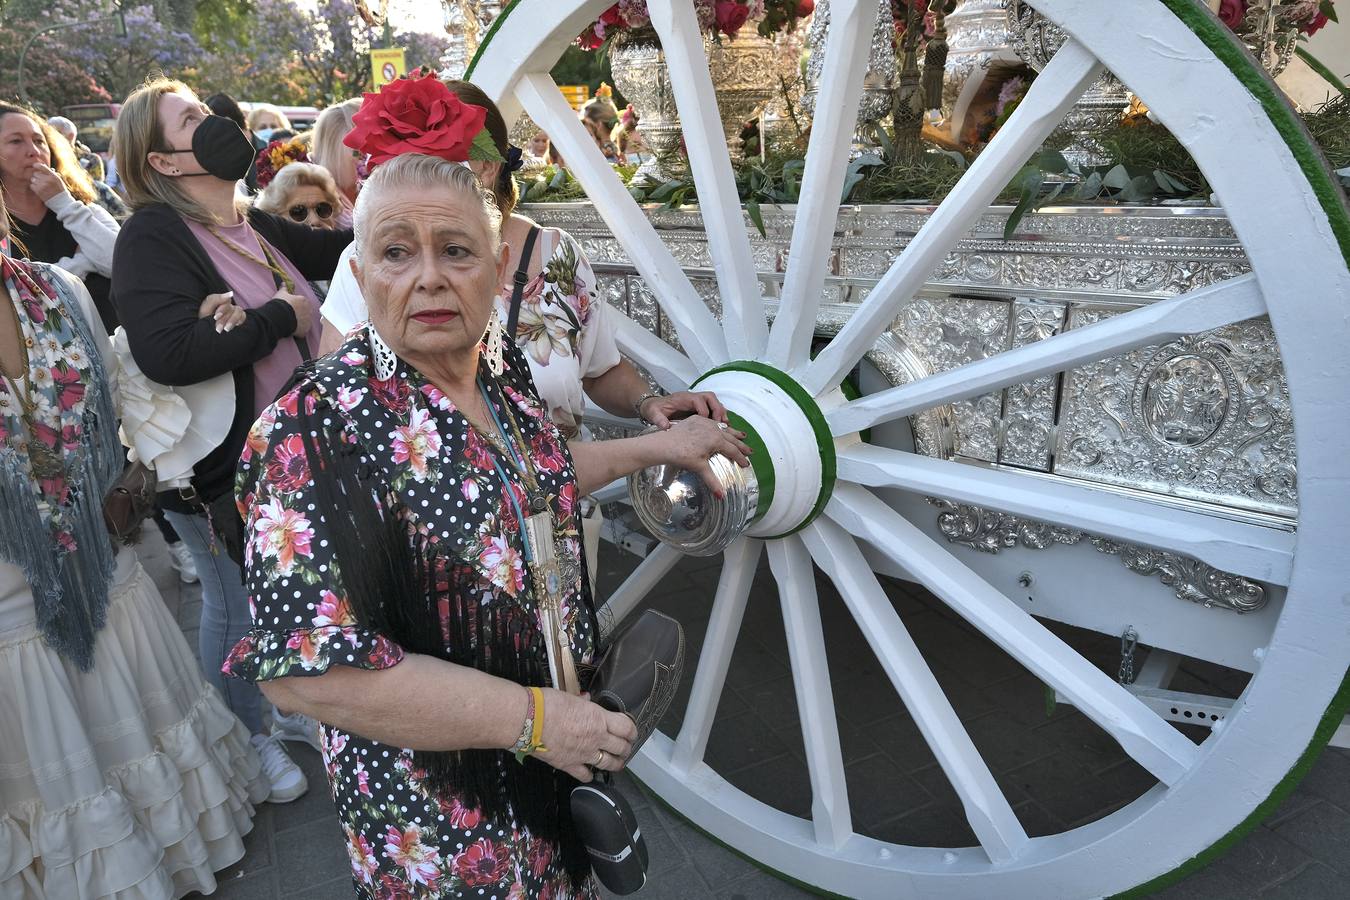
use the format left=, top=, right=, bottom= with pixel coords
left=999, top=300, right=1066, bottom=471
left=1056, top=312, right=1296, bottom=518
left=930, top=500, right=1268, bottom=612
left=901, top=296, right=1011, bottom=462
left=526, top=202, right=1293, bottom=525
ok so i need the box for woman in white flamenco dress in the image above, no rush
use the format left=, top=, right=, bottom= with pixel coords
left=0, top=194, right=269, bottom=898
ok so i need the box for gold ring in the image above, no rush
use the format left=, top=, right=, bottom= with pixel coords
left=594, top=749, right=606, bottom=768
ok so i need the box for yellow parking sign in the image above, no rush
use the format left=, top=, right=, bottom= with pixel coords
left=371, top=48, right=407, bottom=88
left=559, top=85, right=590, bottom=110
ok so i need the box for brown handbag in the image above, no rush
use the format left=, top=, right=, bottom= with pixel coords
left=584, top=609, right=686, bottom=761
left=102, top=460, right=157, bottom=545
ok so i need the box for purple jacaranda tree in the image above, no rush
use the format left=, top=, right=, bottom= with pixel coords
left=399, top=28, right=452, bottom=73
left=64, top=4, right=202, bottom=102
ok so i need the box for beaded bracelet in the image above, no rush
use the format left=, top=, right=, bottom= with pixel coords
left=633, top=390, right=665, bottom=423
left=511, top=686, right=549, bottom=763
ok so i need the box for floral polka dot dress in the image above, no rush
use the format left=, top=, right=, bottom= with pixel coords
left=224, top=328, right=598, bottom=899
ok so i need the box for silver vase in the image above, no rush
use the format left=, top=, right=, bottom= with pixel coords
left=609, top=36, right=683, bottom=180
left=801, top=0, right=897, bottom=151
left=940, top=0, right=1023, bottom=140
left=707, top=30, right=781, bottom=164
left=609, top=29, right=783, bottom=180
left=1005, top=0, right=1130, bottom=168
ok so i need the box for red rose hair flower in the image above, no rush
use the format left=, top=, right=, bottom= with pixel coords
left=343, top=73, right=503, bottom=169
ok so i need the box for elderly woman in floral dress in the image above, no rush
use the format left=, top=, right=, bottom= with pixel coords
left=224, top=149, right=749, bottom=898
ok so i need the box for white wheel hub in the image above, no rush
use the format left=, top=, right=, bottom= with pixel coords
left=692, top=365, right=838, bottom=539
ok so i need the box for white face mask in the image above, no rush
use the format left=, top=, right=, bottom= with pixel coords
left=255, top=127, right=276, bottom=142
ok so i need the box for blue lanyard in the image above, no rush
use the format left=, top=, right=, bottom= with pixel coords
left=477, top=378, right=538, bottom=564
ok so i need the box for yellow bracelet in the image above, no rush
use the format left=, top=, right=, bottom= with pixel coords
left=528, top=686, right=548, bottom=753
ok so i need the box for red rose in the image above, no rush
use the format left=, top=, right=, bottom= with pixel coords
left=797, top=0, right=815, bottom=16
left=344, top=74, right=492, bottom=168
left=1302, top=12, right=1329, bottom=35
left=1218, top=0, right=1247, bottom=29
left=715, top=0, right=751, bottom=36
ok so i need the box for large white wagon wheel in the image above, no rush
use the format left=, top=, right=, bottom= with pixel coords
left=468, top=0, right=1350, bottom=896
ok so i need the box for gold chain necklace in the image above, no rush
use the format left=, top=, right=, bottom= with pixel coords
left=204, top=224, right=296, bottom=293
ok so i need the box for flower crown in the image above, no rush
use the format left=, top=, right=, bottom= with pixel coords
left=343, top=72, right=505, bottom=170
left=255, top=136, right=311, bottom=190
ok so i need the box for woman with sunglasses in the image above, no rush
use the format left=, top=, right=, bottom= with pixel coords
left=256, top=162, right=342, bottom=231
left=256, top=162, right=343, bottom=300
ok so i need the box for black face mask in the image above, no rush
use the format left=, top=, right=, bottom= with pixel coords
left=161, top=115, right=256, bottom=182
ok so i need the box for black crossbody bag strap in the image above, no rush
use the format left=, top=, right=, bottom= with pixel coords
left=506, top=225, right=542, bottom=339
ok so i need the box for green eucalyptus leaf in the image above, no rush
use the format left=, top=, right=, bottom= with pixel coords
left=841, top=172, right=865, bottom=202
left=1120, top=174, right=1157, bottom=202
left=1102, top=164, right=1132, bottom=190
left=1073, top=170, right=1104, bottom=200
left=648, top=179, right=684, bottom=201
left=549, top=167, right=567, bottom=191
left=746, top=199, right=767, bottom=238
left=1031, top=149, right=1070, bottom=174
left=936, top=149, right=968, bottom=170
left=1003, top=168, right=1044, bottom=241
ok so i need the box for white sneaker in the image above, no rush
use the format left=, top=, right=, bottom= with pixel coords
left=166, top=541, right=199, bottom=584
left=271, top=709, right=323, bottom=754
left=250, top=733, right=308, bottom=803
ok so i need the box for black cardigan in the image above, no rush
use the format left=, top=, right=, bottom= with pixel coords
left=111, top=203, right=352, bottom=509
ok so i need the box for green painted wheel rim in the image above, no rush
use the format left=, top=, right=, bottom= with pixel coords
left=693, top=360, right=836, bottom=539
left=726, top=411, right=774, bottom=521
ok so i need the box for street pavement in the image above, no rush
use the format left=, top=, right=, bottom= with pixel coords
left=133, top=525, right=1350, bottom=900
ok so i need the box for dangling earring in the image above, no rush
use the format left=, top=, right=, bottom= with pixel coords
left=369, top=325, right=398, bottom=381
left=481, top=308, right=505, bottom=377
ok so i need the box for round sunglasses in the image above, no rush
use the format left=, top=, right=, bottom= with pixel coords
left=287, top=201, right=334, bottom=223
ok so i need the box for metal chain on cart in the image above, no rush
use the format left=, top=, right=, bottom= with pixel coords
left=1118, top=626, right=1139, bottom=685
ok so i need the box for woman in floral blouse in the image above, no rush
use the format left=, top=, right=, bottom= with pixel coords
left=225, top=153, right=749, bottom=898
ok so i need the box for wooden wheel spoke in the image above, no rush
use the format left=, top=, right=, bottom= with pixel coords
left=514, top=73, right=727, bottom=371
left=801, top=521, right=1029, bottom=863
left=595, top=541, right=684, bottom=639
left=671, top=539, right=763, bottom=775
left=767, top=537, right=854, bottom=850
left=827, top=483, right=1201, bottom=786
left=800, top=40, right=1103, bottom=395
left=828, top=274, right=1267, bottom=434
left=765, top=0, right=883, bottom=371
left=611, top=306, right=702, bottom=392
left=837, top=444, right=1294, bottom=585
left=646, top=3, right=769, bottom=359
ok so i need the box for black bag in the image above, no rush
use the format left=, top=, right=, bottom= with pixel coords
left=570, top=777, right=649, bottom=895
left=204, top=488, right=248, bottom=569
left=572, top=610, right=684, bottom=894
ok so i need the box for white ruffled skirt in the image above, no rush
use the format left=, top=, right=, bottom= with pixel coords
left=0, top=552, right=270, bottom=899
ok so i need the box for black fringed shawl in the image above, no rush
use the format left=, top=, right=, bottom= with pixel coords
left=287, top=351, right=597, bottom=889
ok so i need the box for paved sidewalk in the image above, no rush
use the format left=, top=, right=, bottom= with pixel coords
left=137, top=528, right=1350, bottom=900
